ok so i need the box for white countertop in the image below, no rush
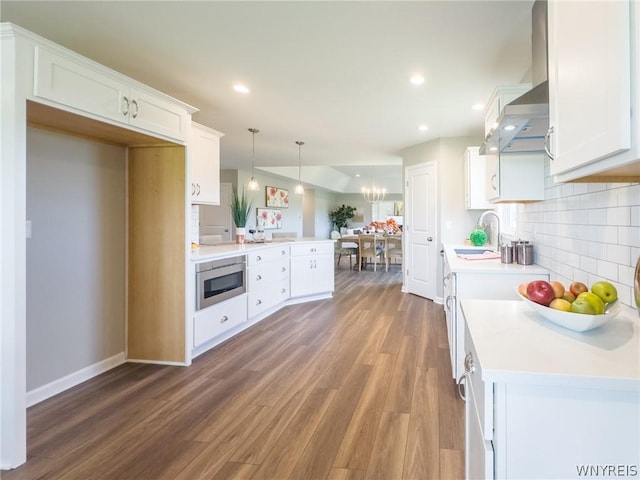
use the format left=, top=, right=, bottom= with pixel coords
left=191, top=237, right=334, bottom=262
left=461, top=299, right=640, bottom=391
left=443, top=243, right=549, bottom=275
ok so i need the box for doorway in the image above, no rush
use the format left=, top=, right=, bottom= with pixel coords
left=199, top=183, right=232, bottom=242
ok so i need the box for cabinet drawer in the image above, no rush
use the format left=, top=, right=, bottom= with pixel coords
left=248, top=276, right=290, bottom=318
left=193, top=294, right=247, bottom=347
left=290, top=242, right=334, bottom=257
left=248, top=246, right=289, bottom=266
left=248, top=257, right=289, bottom=290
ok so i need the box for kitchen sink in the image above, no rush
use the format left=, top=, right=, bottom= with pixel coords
left=454, top=248, right=495, bottom=255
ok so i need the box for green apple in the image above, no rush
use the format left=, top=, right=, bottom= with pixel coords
left=570, top=298, right=597, bottom=315
left=577, top=292, right=605, bottom=315
left=591, top=281, right=618, bottom=304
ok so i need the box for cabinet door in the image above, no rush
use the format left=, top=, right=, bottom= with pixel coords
left=465, top=147, right=493, bottom=209
left=313, top=253, right=335, bottom=294
left=130, top=87, right=190, bottom=142
left=485, top=154, right=499, bottom=201
left=190, top=123, right=222, bottom=204
left=548, top=0, right=631, bottom=175
left=290, top=257, right=314, bottom=297
left=466, top=382, right=495, bottom=480
left=33, top=46, right=129, bottom=124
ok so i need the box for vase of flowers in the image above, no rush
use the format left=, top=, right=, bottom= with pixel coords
left=230, top=186, right=253, bottom=244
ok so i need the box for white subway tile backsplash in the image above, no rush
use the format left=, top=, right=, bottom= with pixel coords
left=519, top=177, right=639, bottom=308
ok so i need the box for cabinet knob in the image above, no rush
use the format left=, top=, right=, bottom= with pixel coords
left=281, top=267, right=286, bottom=272
left=256, top=299, right=262, bottom=305
left=256, top=255, right=262, bottom=261
left=281, top=250, right=286, bottom=255
left=256, top=274, right=262, bottom=281
left=220, top=315, right=229, bottom=324
left=464, top=352, right=475, bottom=374
left=281, top=288, right=286, bottom=294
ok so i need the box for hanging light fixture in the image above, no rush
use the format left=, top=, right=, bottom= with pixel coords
left=362, top=182, right=386, bottom=204
left=294, top=141, right=305, bottom=195
left=247, top=128, right=260, bottom=191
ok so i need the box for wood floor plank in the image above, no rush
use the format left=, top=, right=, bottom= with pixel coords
left=364, top=411, right=410, bottom=480
left=384, top=335, right=418, bottom=414
left=404, top=367, right=441, bottom=480
left=249, top=387, right=337, bottom=480
left=2, top=266, right=464, bottom=480
left=333, top=353, right=394, bottom=470
left=288, top=364, right=373, bottom=480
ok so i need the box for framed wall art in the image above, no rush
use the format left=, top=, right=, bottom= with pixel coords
left=266, top=186, right=289, bottom=208
left=257, top=208, right=282, bottom=229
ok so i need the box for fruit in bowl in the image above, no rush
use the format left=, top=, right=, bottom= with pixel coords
left=516, top=280, right=619, bottom=332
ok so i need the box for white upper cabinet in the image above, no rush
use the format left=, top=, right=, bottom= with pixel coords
left=464, top=147, right=493, bottom=210
left=485, top=152, right=545, bottom=203
left=33, top=45, right=194, bottom=142
left=190, top=122, right=223, bottom=205
left=548, top=0, right=640, bottom=182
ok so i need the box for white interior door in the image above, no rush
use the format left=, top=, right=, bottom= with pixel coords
left=199, top=182, right=232, bottom=241
left=405, top=162, right=437, bottom=299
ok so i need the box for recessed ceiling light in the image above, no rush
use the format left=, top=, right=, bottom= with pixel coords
left=472, top=103, right=485, bottom=111
left=504, top=125, right=516, bottom=131
left=409, top=74, right=425, bottom=85
left=419, top=125, right=429, bottom=132
left=355, top=174, right=361, bottom=178
left=233, top=84, right=250, bottom=94
left=489, top=146, right=498, bottom=152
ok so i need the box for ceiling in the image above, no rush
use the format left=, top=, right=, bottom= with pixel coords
left=1, top=1, right=535, bottom=194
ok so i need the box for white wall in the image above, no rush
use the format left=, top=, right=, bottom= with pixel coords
left=516, top=159, right=640, bottom=309
left=26, top=127, right=126, bottom=391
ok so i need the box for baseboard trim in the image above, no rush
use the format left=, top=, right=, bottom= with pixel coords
left=26, top=352, right=126, bottom=407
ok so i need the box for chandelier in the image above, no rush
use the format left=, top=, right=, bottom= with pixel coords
left=362, top=184, right=386, bottom=204
left=294, top=141, right=304, bottom=195
left=247, top=128, right=260, bottom=191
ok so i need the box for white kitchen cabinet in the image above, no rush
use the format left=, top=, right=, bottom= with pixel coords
left=247, top=246, right=290, bottom=318
left=464, top=147, right=493, bottom=210
left=190, top=122, right=223, bottom=205
left=485, top=152, right=544, bottom=203
left=290, top=242, right=335, bottom=298
left=462, top=301, right=640, bottom=479
left=193, top=293, right=247, bottom=347
left=443, top=248, right=549, bottom=382
left=33, top=45, right=193, bottom=142
left=548, top=0, right=640, bottom=182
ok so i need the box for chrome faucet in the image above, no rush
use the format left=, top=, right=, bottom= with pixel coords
left=477, top=210, right=501, bottom=250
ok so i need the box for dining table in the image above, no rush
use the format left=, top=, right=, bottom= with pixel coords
left=340, top=233, right=401, bottom=270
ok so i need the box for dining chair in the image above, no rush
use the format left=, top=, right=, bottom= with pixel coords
left=357, top=234, right=383, bottom=272
left=384, top=233, right=402, bottom=271
left=335, top=235, right=358, bottom=269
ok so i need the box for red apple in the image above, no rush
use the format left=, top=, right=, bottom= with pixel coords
left=518, top=282, right=529, bottom=298
left=526, top=280, right=556, bottom=306
left=550, top=281, right=565, bottom=299
left=569, top=281, right=588, bottom=297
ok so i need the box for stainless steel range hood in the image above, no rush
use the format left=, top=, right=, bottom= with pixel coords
left=481, top=0, right=548, bottom=154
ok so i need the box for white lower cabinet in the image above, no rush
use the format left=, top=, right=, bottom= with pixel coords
left=463, top=321, right=640, bottom=479
left=248, top=246, right=290, bottom=318
left=290, top=242, right=335, bottom=298
left=193, top=294, right=247, bottom=347
left=444, top=254, right=549, bottom=382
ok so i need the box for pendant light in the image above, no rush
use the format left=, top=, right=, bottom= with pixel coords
left=294, top=141, right=305, bottom=195
left=362, top=183, right=386, bottom=204
left=247, top=128, right=260, bottom=191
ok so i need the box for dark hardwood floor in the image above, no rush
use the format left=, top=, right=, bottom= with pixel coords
left=3, top=261, right=464, bottom=480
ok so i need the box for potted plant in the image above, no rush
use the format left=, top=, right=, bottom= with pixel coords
left=328, top=204, right=357, bottom=233
left=230, top=185, right=253, bottom=243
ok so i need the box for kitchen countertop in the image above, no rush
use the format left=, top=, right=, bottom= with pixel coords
left=191, top=237, right=334, bottom=262
left=443, top=243, right=549, bottom=275
left=461, top=299, right=640, bottom=391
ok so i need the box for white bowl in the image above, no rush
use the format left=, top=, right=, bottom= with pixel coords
left=516, top=289, right=619, bottom=332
